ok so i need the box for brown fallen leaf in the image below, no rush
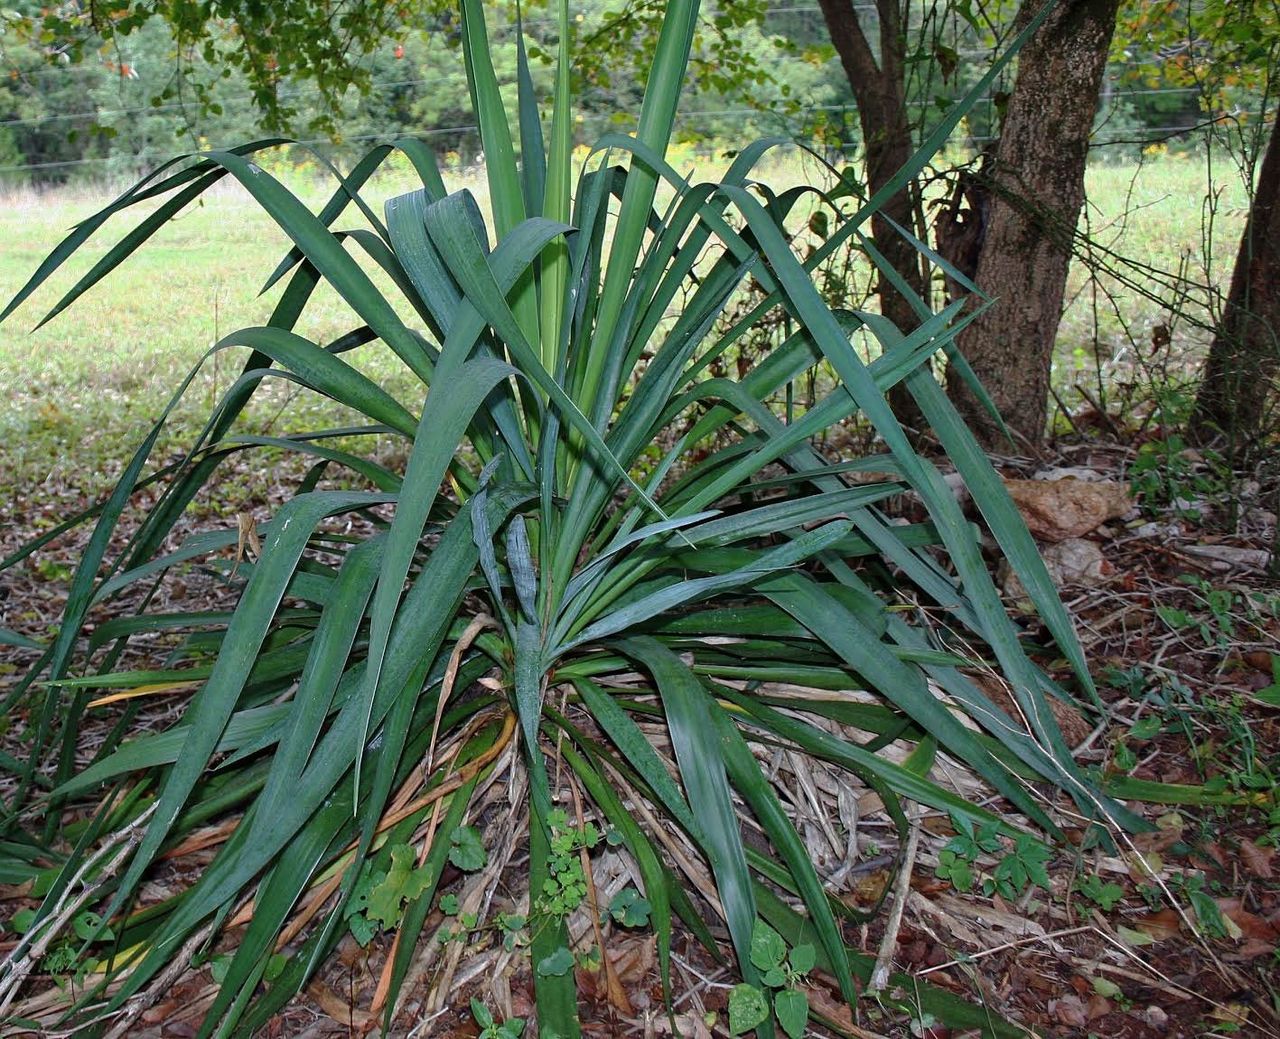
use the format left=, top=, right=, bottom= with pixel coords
left=1240, top=839, right=1275, bottom=879
left=969, top=671, right=1092, bottom=746
left=1242, top=651, right=1273, bottom=673
left=1211, top=1003, right=1252, bottom=1028
left=610, top=934, right=656, bottom=986
left=806, top=986, right=901, bottom=1038
left=1132, top=812, right=1184, bottom=854
left=1122, top=849, right=1165, bottom=882
left=1049, top=994, right=1088, bottom=1027
left=1202, top=842, right=1231, bottom=870
left=649, top=1010, right=713, bottom=1037
left=306, top=979, right=374, bottom=1030
left=1085, top=994, right=1112, bottom=1020
left=1214, top=897, right=1280, bottom=942
left=846, top=869, right=892, bottom=908
left=1131, top=908, right=1181, bottom=941
left=142, top=1000, right=184, bottom=1025
left=1233, top=938, right=1277, bottom=959
left=921, top=815, right=953, bottom=837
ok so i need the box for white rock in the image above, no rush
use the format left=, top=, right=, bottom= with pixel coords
left=1002, top=538, right=1111, bottom=596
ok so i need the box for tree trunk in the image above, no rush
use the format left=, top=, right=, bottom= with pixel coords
left=817, top=0, right=929, bottom=430
left=1190, top=116, right=1280, bottom=455
left=947, top=0, right=1120, bottom=449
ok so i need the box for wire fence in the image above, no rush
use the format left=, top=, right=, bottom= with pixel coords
left=0, top=0, right=1224, bottom=182
left=0, top=96, right=1212, bottom=179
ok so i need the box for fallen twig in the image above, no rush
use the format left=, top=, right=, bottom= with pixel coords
left=869, top=807, right=921, bottom=994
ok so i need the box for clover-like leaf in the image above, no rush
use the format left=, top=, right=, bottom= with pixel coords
left=609, top=887, right=652, bottom=928
left=72, top=910, right=114, bottom=942
left=536, top=947, right=575, bottom=977
left=449, top=825, right=488, bottom=872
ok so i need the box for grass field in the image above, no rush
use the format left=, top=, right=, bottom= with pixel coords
left=0, top=150, right=1249, bottom=501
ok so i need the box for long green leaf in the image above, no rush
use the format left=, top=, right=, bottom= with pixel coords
left=616, top=638, right=757, bottom=983
left=709, top=705, right=855, bottom=1006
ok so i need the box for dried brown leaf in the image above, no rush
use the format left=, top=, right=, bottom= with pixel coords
left=1214, top=897, right=1280, bottom=942
left=1131, top=908, right=1181, bottom=941
left=1239, top=839, right=1275, bottom=879
left=1049, top=994, right=1088, bottom=1027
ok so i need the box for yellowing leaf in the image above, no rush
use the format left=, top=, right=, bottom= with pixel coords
left=1117, top=925, right=1156, bottom=947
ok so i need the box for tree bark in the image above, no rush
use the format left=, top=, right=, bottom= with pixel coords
left=946, top=0, right=1120, bottom=449
left=817, top=0, right=929, bottom=429
left=1190, top=115, right=1280, bottom=455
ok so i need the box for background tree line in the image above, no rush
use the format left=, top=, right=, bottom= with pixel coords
left=0, top=0, right=1226, bottom=182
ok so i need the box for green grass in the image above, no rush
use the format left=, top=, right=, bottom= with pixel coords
left=1057, top=153, right=1249, bottom=407
left=0, top=152, right=1248, bottom=502
left=0, top=172, right=420, bottom=499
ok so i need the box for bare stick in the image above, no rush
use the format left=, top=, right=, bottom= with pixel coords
left=869, top=808, right=921, bottom=994
left=0, top=803, right=157, bottom=1019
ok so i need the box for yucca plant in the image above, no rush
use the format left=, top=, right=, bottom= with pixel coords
left=1, top=1, right=1140, bottom=1035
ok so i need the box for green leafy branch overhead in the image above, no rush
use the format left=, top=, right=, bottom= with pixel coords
left=1119, top=0, right=1280, bottom=117
left=5, top=0, right=782, bottom=136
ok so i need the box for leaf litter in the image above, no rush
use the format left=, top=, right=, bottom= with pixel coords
left=1, top=430, right=1277, bottom=1037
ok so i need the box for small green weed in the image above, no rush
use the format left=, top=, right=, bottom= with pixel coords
left=1256, top=656, right=1280, bottom=707
left=990, top=834, right=1053, bottom=900
left=934, top=814, right=1053, bottom=900
left=1090, top=975, right=1131, bottom=1009
left=1076, top=873, right=1125, bottom=911
left=909, top=1011, right=942, bottom=1037
left=7, top=908, right=118, bottom=986
left=1107, top=664, right=1279, bottom=804
left=470, top=997, right=525, bottom=1039
left=1155, top=575, right=1280, bottom=648
left=935, top=815, right=1002, bottom=893
left=727, top=921, right=816, bottom=1039
left=534, top=809, right=600, bottom=921
left=1172, top=872, right=1230, bottom=938
left=346, top=831, right=486, bottom=946
left=1129, top=434, right=1228, bottom=521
